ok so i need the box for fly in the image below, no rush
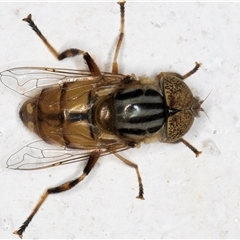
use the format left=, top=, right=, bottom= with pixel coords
left=0, top=1, right=205, bottom=238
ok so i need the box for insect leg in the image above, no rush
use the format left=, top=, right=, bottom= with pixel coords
left=157, top=62, right=201, bottom=81
left=22, top=14, right=101, bottom=76
left=13, top=150, right=101, bottom=238
left=112, top=1, right=126, bottom=74
left=179, top=138, right=202, bottom=157
left=114, top=153, right=144, bottom=200
left=181, top=62, right=201, bottom=80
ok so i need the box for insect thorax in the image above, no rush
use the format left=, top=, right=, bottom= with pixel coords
left=94, top=85, right=166, bottom=141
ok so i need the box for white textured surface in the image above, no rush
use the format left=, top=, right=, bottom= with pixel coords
left=1, top=2, right=240, bottom=239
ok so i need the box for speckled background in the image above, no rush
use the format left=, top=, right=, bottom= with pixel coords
left=0, top=1, right=240, bottom=238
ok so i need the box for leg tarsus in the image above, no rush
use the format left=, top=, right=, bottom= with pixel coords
left=23, top=14, right=101, bottom=75
left=157, top=62, right=201, bottom=81
left=182, top=62, right=201, bottom=80
left=112, top=1, right=126, bottom=74
left=114, top=153, right=145, bottom=200
left=13, top=151, right=100, bottom=238
left=179, top=138, right=202, bottom=157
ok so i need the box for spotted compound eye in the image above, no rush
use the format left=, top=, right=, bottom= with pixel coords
left=166, top=110, right=194, bottom=142
left=163, top=75, right=193, bottom=110
left=160, top=75, right=197, bottom=142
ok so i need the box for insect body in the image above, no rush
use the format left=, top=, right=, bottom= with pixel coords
left=20, top=66, right=202, bottom=150
left=1, top=1, right=204, bottom=238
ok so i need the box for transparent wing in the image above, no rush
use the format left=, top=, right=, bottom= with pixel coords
left=6, top=140, right=130, bottom=171
left=0, top=67, right=125, bottom=97
left=6, top=140, right=129, bottom=170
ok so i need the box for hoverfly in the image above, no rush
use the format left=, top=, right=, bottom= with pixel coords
left=0, top=1, right=204, bottom=238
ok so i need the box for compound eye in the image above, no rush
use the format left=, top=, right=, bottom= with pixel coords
left=163, top=75, right=193, bottom=110
left=166, top=110, right=194, bottom=142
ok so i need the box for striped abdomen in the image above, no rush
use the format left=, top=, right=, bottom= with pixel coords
left=114, top=87, right=165, bottom=139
